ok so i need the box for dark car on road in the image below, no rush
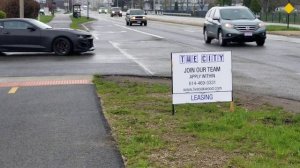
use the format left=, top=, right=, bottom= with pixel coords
left=0, top=18, right=94, bottom=56
left=203, top=6, right=266, bottom=46
left=110, top=7, right=122, bottom=17
left=125, top=9, right=147, bottom=26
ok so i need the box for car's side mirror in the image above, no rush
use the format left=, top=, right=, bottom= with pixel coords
left=145, top=12, right=147, bottom=15
left=256, top=15, right=260, bottom=19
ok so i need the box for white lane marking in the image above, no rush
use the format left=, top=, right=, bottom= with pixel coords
left=81, top=24, right=90, bottom=31
left=184, top=30, right=196, bottom=33
left=82, top=24, right=99, bottom=40
left=109, top=41, right=154, bottom=75
left=114, top=24, right=164, bottom=39
left=96, top=31, right=127, bottom=34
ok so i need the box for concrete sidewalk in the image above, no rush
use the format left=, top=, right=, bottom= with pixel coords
left=48, top=13, right=72, bottom=28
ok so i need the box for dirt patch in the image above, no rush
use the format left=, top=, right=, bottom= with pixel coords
left=150, top=129, right=231, bottom=168
left=234, top=90, right=300, bottom=113
left=102, top=75, right=300, bottom=113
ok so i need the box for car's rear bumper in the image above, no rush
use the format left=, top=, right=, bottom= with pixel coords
left=130, top=19, right=147, bottom=24
left=111, top=12, right=122, bottom=16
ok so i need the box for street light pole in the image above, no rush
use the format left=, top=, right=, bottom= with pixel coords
left=87, top=1, right=90, bottom=19
left=20, top=0, right=24, bottom=18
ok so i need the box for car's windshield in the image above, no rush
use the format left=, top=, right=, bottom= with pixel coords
left=130, top=10, right=144, bottom=15
left=220, top=8, right=255, bottom=20
left=30, top=19, right=52, bottom=29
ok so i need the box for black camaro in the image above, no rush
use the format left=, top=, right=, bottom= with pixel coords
left=0, top=18, right=94, bottom=56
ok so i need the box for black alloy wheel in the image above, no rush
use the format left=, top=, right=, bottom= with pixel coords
left=218, top=30, right=227, bottom=46
left=256, top=39, right=265, bottom=46
left=53, top=37, right=72, bottom=56
left=204, top=28, right=212, bottom=44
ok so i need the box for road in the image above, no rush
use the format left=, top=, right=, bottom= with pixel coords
left=0, top=12, right=299, bottom=101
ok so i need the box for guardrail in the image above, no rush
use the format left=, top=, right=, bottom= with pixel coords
left=163, top=12, right=192, bottom=16
left=145, top=10, right=206, bottom=17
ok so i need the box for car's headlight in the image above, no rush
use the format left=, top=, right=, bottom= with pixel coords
left=131, top=16, right=136, bottom=20
left=258, top=22, right=266, bottom=28
left=143, top=16, right=146, bottom=19
left=112, top=11, right=115, bottom=14
left=224, top=23, right=234, bottom=29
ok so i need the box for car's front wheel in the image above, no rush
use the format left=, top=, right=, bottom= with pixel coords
left=218, top=30, right=227, bottom=46
left=144, top=22, right=147, bottom=26
left=53, top=37, right=72, bottom=56
left=129, top=22, right=132, bottom=26
left=256, top=39, right=265, bottom=46
left=203, top=28, right=212, bottom=44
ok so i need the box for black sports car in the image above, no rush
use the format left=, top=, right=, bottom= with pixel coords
left=0, top=18, right=94, bottom=56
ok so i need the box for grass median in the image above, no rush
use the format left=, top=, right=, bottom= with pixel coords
left=267, top=25, right=300, bottom=31
left=94, top=75, right=300, bottom=168
left=70, top=16, right=95, bottom=29
left=39, top=15, right=54, bottom=23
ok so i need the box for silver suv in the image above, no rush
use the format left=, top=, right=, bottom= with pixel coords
left=203, top=6, right=266, bottom=46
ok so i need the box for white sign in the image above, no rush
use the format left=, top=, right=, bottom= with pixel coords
left=172, top=51, right=232, bottom=104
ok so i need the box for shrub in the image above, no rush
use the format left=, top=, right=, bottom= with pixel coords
left=3, top=0, right=39, bottom=18
left=0, top=10, right=6, bottom=19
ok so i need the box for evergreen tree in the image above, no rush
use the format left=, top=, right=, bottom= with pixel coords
left=175, top=1, right=178, bottom=11
left=250, top=0, right=261, bottom=14
left=217, top=0, right=232, bottom=6
left=243, top=0, right=251, bottom=7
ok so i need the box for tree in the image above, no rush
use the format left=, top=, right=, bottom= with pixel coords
left=243, top=0, right=251, bottom=7
left=217, top=0, right=232, bottom=6
left=250, top=0, right=261, bottom=14
left=0, top=10, right=6, bottom=19
left=3, top=0, right=39, bottom=18
left=175, top=1, right=178, bottom=11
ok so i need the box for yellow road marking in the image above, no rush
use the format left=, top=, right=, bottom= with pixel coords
left=8, top=87, right=19, bottom=94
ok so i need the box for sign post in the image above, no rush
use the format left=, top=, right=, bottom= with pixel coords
left=171, top=51, right=233, bottom=114
left=284, top=2, right=295, bottom=29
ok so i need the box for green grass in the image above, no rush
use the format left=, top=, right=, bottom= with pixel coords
left=38, top=15, right=54, bottom=23
left=94, top=76, right=300, bottom=168
left=267, top=25, right=300, bottom=31
left=70, top=16, right=95, bottom=29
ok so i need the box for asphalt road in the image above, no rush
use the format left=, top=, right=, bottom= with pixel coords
left=0, top=12, right=299, bottom=101
left=0, top=85, right=124, bottom=168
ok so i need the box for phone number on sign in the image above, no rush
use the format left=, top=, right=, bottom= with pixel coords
left=188, top=80, right=216, bottom=86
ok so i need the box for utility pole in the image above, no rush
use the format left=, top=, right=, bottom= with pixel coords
left=20, top=0, right=24, bottom=18
left=87, top=1, right=90, bottom=19
left=132, top=0, right=134, bottom=8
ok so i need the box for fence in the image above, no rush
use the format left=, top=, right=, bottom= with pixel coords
left=146, top=10, right=300, bottom=25
left=145, top=10, right=207, bottom=17
left=260, top=12, right=300, bottom=24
